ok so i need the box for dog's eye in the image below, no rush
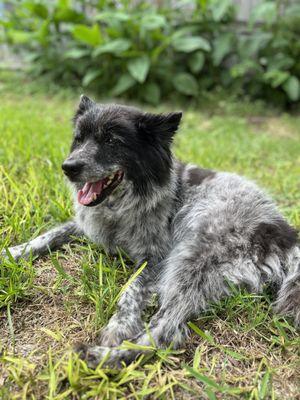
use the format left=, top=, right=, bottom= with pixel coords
left=102, top=132, right=114, bottom=144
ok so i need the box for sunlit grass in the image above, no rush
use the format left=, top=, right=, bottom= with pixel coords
left=0, top=72, right=299, bottom=399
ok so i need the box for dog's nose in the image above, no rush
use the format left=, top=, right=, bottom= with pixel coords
left=61, top=159, right=85, bottom=178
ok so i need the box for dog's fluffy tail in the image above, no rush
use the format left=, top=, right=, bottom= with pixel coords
left=274, top=245, right=300, bottom=327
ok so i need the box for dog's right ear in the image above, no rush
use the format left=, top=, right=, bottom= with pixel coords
left=73, top=95, right=95, bottom=123
left=137, top=111, right=182, bottom=145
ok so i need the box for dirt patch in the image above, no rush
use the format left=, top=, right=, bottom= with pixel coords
left=0, top=253, right=96, bottom=365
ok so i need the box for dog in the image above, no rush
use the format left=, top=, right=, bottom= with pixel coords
left=5, top=95, right=299, bottom=368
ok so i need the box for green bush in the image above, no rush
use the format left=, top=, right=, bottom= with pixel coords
left=232, top=1, right=300, bottom=104
left=1, top=0, right=300, bottom=105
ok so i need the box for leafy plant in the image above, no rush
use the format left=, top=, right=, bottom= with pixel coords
left=1, top=0, right=299, bottom=106
left=231, top=1, right=300, bottom=103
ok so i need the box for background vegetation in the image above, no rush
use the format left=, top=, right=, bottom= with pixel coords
left=1, top=0, right=300, bottom=106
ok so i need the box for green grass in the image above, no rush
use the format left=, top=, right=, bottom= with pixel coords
left=0, top=72, right=299, bottom=399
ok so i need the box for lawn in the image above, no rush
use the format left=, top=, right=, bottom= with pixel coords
left=0, top=72, right=299, bottom=399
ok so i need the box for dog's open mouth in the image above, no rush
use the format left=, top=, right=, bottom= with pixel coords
left=77, top=170, right=124, bottom=207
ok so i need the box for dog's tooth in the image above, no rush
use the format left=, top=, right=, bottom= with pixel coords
left=107, top=178, right=112, bottom=184
left=93, top=193, right=97, bottom=200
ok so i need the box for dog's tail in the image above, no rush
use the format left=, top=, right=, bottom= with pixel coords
left=274, top=245, right=300, bottom=328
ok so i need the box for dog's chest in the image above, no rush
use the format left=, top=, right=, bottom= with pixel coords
left=75, top=199, right=171, bottom=261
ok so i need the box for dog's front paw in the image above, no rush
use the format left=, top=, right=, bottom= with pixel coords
left=75, top=343, right=112, bottom=369
left=75, top=342, right=143, bottom=369
left=98, top=316, right=143, bottom=347
left=75, top=343, right=135, bottom=369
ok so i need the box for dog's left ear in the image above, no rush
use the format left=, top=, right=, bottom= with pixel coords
left=137, top=112, right=182, bottom=144
left=74, top=95, right=95, bottom=123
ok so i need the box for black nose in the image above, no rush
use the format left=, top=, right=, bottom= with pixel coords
left=61, top=159, right=85, bottom=178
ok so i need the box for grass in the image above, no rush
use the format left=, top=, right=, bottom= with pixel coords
left=0, top=72, right=299, bottom=399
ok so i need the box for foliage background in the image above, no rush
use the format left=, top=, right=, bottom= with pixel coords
left=1, top=0, right=300, bottom=107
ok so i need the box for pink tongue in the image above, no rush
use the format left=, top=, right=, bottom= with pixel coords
left=77, top=180, right=103, bottom=205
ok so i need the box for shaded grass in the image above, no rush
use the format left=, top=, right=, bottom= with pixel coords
left=0, top=72, right=299, bottom=399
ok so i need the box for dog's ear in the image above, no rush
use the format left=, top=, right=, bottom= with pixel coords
left=137, top=112, right=182, bottom=144
left=73, top=95, right=95, bottom=123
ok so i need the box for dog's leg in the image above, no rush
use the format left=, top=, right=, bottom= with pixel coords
left=3, top=221, right=81, bottom=261
left=78, top=243, right=269, bottom=368
left=98, top=260, right=159, bottom=347
left=77, top=300, right=190, bottom=368
left=274, top=246, right=300, bottom=327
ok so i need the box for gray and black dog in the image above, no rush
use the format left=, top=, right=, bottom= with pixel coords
left=6, top=95, right=299, bottom=367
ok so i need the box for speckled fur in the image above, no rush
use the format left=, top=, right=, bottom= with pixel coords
left=6, top=97, right=299, bottom=368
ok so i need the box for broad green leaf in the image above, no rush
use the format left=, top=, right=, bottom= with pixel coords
left=93, top=39, right=131, bottom=56
left=250, top=2, right=277, bottom=25
left=239, top=33, right=272, bottom=58
left=172, top=36, right=211, bottom=52
left=36, top=20, right=50, bottom=45
left=283, top=76, right=300, bottom=101
left=95, top=11, right=130, bottom=22
left=110, top=74, right=136, bottom=96
left=72, top=24, right=102, bottom=47
left=7, top=30, right=33, bottom=44
left=173, top=73, right=198, bottom=96
left=188, top=52, right=205, bottom=73
left=82, top=70, right=101, bottom=87
left=127, top=56, right=150, bottom=83
left=212, top=33, right=233, bottom=66
left=142, top=82, right=161, bottom=105
left=267, top=54, right=294, bottom=72
left=64, top=48, right=89, bottom=59
left=264, top=70, right=289, bottom=88
left=230, top=60, right=262, bottom=78
left=54, top=8, right=83, bottom=23
left=172, top=26, right=200, bottom=40
left=141, top=14, right=166, bottom=30
left=26, top=3, right=48, bottom=19
left=58, top=0, right=70, bottom=7
left=210, top=0, right=233, bottom=22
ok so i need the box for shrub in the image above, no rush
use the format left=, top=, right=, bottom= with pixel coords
left=231, top=1, right=300, bottom=104
left=1, top=0, right=299, bottom=106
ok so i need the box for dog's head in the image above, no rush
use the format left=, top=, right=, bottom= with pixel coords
left=62, top=95, right=182, bottom=207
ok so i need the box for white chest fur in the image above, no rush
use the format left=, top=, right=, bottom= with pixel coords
left=74, top=188, right=173, bottom=262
